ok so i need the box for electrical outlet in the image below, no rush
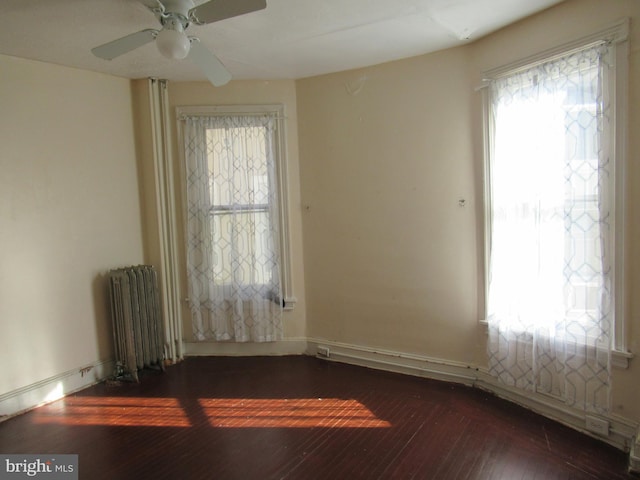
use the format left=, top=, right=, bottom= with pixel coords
left=317, top=346, right=330, bottom=358
left=585, top=415, right=609, bottom=436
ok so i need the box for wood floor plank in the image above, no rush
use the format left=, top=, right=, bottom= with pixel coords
left=0, top=356, right=635, bottom=479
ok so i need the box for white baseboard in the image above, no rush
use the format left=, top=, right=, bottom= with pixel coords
left=306, top=337, right=639, bottom=455
left=0, top=359, right=114, bottom=421
left=183, top=338, right=308, bottom=357
left=306, top=338, right=477, bottom=386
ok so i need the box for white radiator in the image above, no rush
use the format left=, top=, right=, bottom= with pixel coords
left=108, top=265, right=165, bottom=382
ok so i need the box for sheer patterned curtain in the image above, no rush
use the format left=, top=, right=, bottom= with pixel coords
left=182, top=113, right=283, bottom=342
left=486, top=44, right=612, bottom=413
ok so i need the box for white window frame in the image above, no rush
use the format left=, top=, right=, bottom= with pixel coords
left=176, top=104, right=297, bottom=311
left=479, top=19, right=632, bottom=368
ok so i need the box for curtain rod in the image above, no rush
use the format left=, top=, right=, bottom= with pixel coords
left=178, top=113, right=287, bottom=120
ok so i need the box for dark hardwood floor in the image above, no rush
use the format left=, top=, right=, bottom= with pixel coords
left=0, top=356, right=635, bottom=479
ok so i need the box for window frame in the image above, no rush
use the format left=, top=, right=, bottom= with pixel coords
left=479, top=19, right=632, bottom=367
left=177, top=104, right=297, bottom=311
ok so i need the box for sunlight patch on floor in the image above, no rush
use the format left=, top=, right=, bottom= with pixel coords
left=32, top=396, right=391, bottom=429
left=198, top=398, right=392, bottom=428
left=33, top=397, right=191, bottom=427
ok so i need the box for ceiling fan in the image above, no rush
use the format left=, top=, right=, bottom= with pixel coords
left=91, top=0, right=266, bottom=86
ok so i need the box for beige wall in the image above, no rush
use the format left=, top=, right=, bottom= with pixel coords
left=161, top=80, right=307, bottom=341
left=296, top=0, right=640, bottom=422
left=297, top=47, right=479, bottom=362
left=0, top=55, right=144, bottom=394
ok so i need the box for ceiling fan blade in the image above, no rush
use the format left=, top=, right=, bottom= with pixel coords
left=92, top=29, right=157, bottom=60
left=190, top=0, right=266, bottom=25
left=188, top=40, right=232, bottom=87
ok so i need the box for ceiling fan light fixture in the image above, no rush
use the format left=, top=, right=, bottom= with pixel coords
left=156, top=26, right=191, bottom=60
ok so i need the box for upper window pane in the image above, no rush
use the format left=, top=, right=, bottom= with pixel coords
left=207, top=125, right=270, bottom=207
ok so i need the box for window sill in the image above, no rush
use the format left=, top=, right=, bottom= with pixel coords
left=283, top=296, right=297, bottom=311
left=612, top=349, right=634, bottom=369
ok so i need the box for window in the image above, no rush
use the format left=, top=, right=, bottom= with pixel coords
left=488, top=44, right=611, bottom=340
left=206, top=120, right=277, bottom=290
left=482, top=22, right=629, bottom=412
left=178, top=105, right=294, bottom=342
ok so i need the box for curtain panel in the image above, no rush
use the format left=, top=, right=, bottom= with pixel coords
left=486, top=44, right=613, bottom=414
left=181, top=114, right=283, bottom=342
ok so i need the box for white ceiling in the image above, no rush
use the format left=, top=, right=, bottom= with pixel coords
left=0, top=0, right=565, bottom=82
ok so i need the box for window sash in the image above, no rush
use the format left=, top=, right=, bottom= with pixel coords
left=187, top=114, right=279, bottom=286
left=210, top=209, right=276, bottom=287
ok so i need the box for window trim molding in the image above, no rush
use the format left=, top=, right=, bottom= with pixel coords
left=176, top=104, right=297, bottom=311
left=478, top=19, right=632, bottom=368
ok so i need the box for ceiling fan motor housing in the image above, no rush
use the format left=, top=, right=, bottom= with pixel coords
left=155, top=0, right=195, bottom=59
